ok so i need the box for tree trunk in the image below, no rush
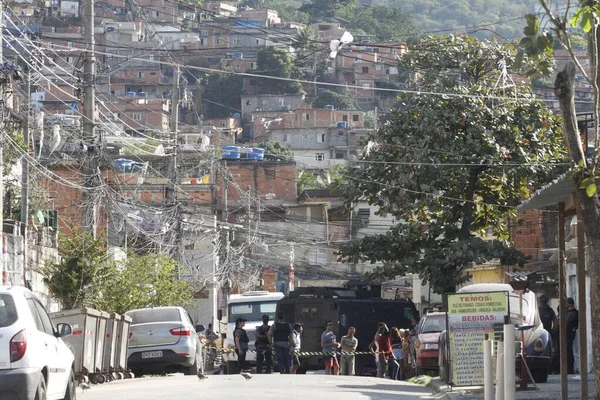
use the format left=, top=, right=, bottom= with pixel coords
left=555, top=61, right=600, bottom=399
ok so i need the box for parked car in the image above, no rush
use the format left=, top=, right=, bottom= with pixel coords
left=0, top=286, right=76, bottom=400
left=439, top=283, right=552, bottom=383
left=411, top=311, right=446, bottom=376
left=126, top=306, right=204, bottom=377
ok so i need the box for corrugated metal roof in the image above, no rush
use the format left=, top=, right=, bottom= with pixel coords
left=518, top=171, right=575, bottom=211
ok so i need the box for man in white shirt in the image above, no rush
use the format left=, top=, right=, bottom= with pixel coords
left=290, top=323, right=303, bottom=374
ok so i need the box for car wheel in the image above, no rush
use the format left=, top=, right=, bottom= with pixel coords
left=185, top=356, right=199, bottom=375
left=34, top=374, right=47, bottom=400
left=63, top=370, right=76, bottom=400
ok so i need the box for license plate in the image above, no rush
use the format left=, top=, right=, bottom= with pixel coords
left=142, top=351, right=163, bottom=359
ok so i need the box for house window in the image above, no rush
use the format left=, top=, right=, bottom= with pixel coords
left=376, top=64, right=382, bottom=71
left=317, top=133, right=325, bottom=143
left=283, top=134, right=291, bottom=143
left=302, top=113, right=310, bottom=121
left=335, top=151, right=345, bottom=159
left=245, top=100, right=251, bottom=106
left=256, top=38, right=264, bottom=45
left=200, top=38, right=206, bottom=45
left=220, top=120, right=227, bottom=127
left=66, top=56, right=73, bottom=63
left=353, top=114, right=359, bottom=122
left=250, top=62, right=255, bottom=69
left=67, top=41, right=73, bottom=48
left=265, top=169, right=277, bottom=179
left=385, top=68, right=390, bottom=75
left=315, top=153, right=325, bottom=161
left=200, top=30, right=209, bottom=36
left=363, top=83, right=370, bottom=89
left=358, top=208, right=370, bottom=225
left=130, top=113, right=142, bottom=121
left=342, top=115, right=348, bottom=122
left=308, top=249, right=326, bottom=266
left=164, top=36, right=172, bottom=43
left=155, top=11, right=159, bottom=17
left=362, top=66, right=369, bottom=74
left=217, top=37, right=224, bottom=45
left=301, top=134, right=309, bottom=140
left=138, top=72, right=144, bottom=79
left=232, top=36, right=240, bottom=44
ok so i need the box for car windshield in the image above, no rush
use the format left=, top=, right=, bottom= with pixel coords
left=0, top=295, right=17, bottom=327
left=228, top=301, right=278, bottom=323
left=421, top=315, right=445, bottom=333
left=128, top=308, right=181, bottom=324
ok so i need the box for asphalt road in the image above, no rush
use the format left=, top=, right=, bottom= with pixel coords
left=78, top=372, right=446, bottom=400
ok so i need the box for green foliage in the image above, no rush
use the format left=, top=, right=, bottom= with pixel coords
left=201, top=73, right=243, bottom=119
left=94, top=253, right=193, bottom=314
left=364, top=110, right=377, bottom=129
left=335, top=0, right=418, bottom=41
left=36, top=231, right=109, bottom=309
left=387, top=0, right=537, bottom=41
left=517, top=15, right=555, bottom=76
left=340, top=37, right=568, bottom=294
left=239, top=0, right=310, bottom=23
left=121, top=138, right=159, bottom=155
left=297, top=165, right=347, bottom=195
left=400, top=35, right=543, bottom=87
left=36, top=230, right=192, bottom=313
left=256, top=141, right=293, bottom=160
left=256, top=47, right=303, bottom=94
left=312, top=90, right=353, bottom=110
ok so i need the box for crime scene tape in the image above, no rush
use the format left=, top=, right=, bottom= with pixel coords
left=205, top=346, right=394, bottom=357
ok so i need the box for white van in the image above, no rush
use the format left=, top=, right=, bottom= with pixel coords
left=222, top=291, right=285, bottom=373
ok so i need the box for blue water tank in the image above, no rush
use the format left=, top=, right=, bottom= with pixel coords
left=114, top=158, right=133, bottom=172
left=337, top=121, right=348, bottom=128
left=247, top=147, right=265, bottom=160
left=222, top=145, right=241, bottom=159
left=126, top=91, right=136, bottom=97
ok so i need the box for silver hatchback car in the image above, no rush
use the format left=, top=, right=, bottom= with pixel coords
left=126, top=306, right=204, bottom=377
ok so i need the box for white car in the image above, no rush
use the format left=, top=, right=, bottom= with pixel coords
left=0, top=286, right=76, bottom=400
left=126, top=306, right=204, bottom=377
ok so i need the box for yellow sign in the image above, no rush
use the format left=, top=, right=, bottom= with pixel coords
left=447, top=291, right=508, bottom=387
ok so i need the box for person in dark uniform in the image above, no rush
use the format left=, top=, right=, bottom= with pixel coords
left=234, top=317, right=250, bottom=373
left=566, top=297, right=579, bottom=374
left=255, top=315, right=272, bottom=374
left=538, top=294, right=557, bottom=335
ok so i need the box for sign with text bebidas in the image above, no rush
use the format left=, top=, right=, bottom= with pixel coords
left=446, top=291, right=509, bottom=387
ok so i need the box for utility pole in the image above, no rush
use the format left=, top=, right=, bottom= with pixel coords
left=82, top=0, right=97, bottom=237
left=166, top=65, right=179, bottom=204
left=288, top=243, right=294, bottom=293
left=20, top=66, right=30, bottom=287
left=0, top=0, right=4, bottom=284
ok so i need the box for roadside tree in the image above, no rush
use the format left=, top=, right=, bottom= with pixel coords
left=338, top=35, right=568, bottom=294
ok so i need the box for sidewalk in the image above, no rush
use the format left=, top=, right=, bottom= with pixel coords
left=431, top=374, right=596, bottom=400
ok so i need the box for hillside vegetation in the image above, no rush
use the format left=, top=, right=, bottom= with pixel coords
left=387, top=0, right=539, bottom=40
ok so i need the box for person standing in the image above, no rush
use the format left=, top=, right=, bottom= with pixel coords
left=390, top=327, right=404, bottom=380
left=566, top=297, right=579, bottom=374
left=376, top=325, right=398, bottom=378
left=321, top=321, right=340, bottom=375
left=233, top=317, right=249, bottom=373
left=538, top=295, right=557, bottom=335
left=290, top=323, right=303, bottom=374
left=255, top=314, right=272, bottom=374
left=340, top=327, right=358, bottom=376
left=268, top=312, right=293, bottom=374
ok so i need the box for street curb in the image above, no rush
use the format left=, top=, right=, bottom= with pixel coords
left=429, top=378, right=482, bottom=399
